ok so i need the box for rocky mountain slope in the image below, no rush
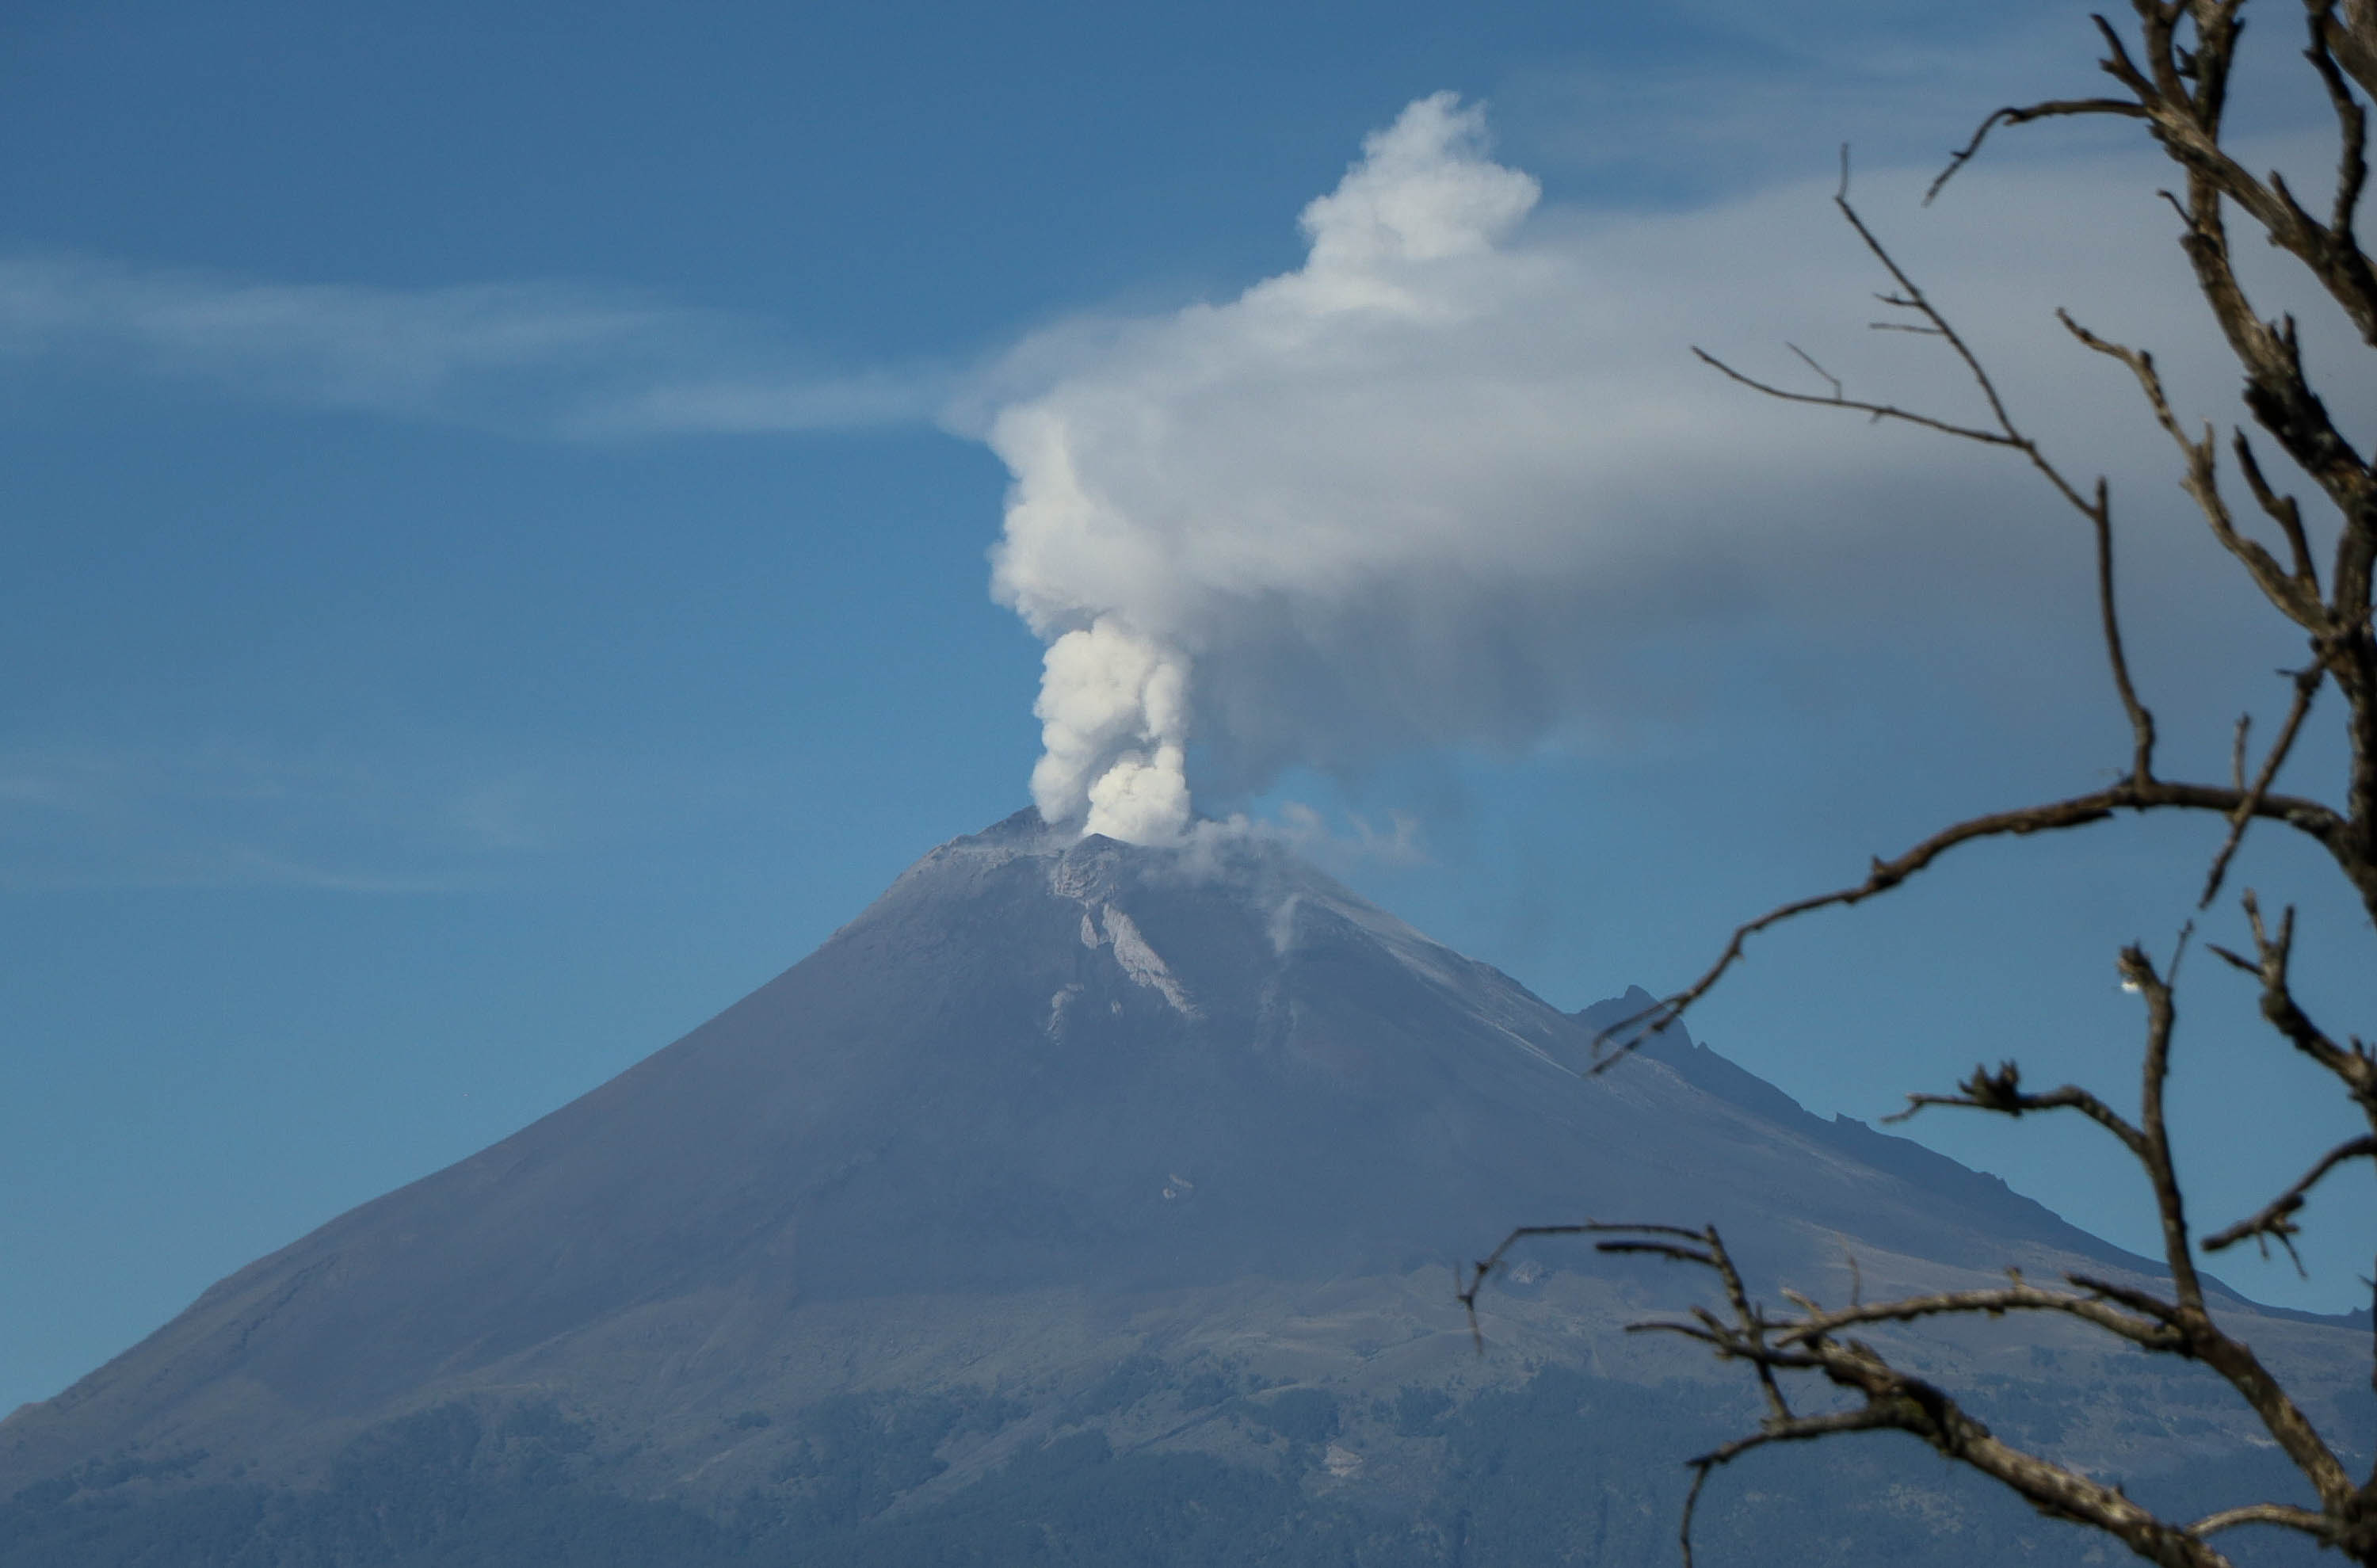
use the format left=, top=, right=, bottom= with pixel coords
left=0, top=812, right=2357, bottom=1566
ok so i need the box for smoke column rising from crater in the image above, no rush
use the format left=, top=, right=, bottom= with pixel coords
left=1028, top=616, right=1192, bottom=844
left=982, top=90, right=2185, bottom=846
left=990, top=93, right=1544, bottom=843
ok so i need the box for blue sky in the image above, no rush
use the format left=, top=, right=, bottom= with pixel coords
left=6, top=0, right=2371, bottom=1415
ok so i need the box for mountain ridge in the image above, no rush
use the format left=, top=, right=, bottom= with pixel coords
left=2, top=812, right=2360, bottom=1565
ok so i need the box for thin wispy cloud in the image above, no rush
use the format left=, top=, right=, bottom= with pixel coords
left=578, top=369, right=952, bottom=437
left=0, top=736, right=853, bottom=893
left=0, top=741, right=533, bottom=892
left=0, top=256, right=941, bottom=437
left=1502, top=18, right=2100, bottom=201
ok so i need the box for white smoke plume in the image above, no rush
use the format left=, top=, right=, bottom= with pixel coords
left=983, top=92, right=2327, bottom=845
left=992, top=93, right=1550, bottom=843
left=1028, top=616, right=1190, bottom=843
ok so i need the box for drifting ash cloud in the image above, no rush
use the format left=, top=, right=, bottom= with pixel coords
left=0, top=257, right=943, bottom=436
left=981, top=94, right=2364, bottom=845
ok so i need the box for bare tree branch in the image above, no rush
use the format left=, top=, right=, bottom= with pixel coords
left=2208, top=894, right=2377, bottom=1102
left=1928, top=98, right=2150, bottom=205
left=1520, top=11, right=2377, bottom=1566
left=2200, top=661, right=2329, bottom=908
left=2058, top=311, right=2331, bottom=631
left=1772, top=1280, right=2187, bottom=1354
left=1677, top=1408, right=1900, bottom=1568
left=1467, top=1224, right=2264, bottom=1568
left=2305, top=3, right=2375, bottom=266
left=2120, top=940, right=2207, bottom=1316
left=2186, top=1501, right=2329, bottom=1539
left=1608, top=776, right=2344, bottom=1061
left=1455, top=1222, right=1618, bottom=1349
left=1688, top=346, right=2014, bottom=448
left=1887, top=1060, right=2150, bottom=1158
left=2203, top=1135, right=2377, bottom=1257
left=2232, top=430, right=2321, bottom=590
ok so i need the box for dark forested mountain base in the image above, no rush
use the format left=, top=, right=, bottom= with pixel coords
left=0, top=1368, right=2325, bottom=1568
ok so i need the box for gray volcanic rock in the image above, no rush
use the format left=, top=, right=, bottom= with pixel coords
left=0, top=813, right=2361, bottom=1564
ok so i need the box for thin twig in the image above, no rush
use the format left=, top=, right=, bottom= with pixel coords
left=2203, top=1136, right=2377, bottom=1257
left=1689, top=347, right=2014, bottom=446
left=2058, top=311, right=2329, bottom=631
left=2187, top=1501, right=2329, bottom=1539
left=2231, top=431, right=2321, bottom=589
left=2123, top=941, right=2206, bottom=1315
left=1785, top=342, right=1842, bottom=399
left=1927, top=98, right=2150, bottom=204
left=1887, top=1061, right=2148, bottom=1158
left=2089, top=472, right=2159, bottom=779
left=2201, top=661, right=2329, bottom=908
left=1624, top=775, right=2343, bottom=1055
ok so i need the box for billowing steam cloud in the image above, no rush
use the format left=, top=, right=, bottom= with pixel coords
left=983, top=91, right=2227, bottom=845
left=992, top=93, right=1555, bottom=842
left=1026, top=616, right=1191, bottom=845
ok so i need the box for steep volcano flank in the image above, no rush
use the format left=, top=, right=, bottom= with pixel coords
left=0, top=811, right=2191, bottom=1500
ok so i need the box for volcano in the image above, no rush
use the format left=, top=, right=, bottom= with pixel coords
left=0, top=813, right=2358, bottom=1566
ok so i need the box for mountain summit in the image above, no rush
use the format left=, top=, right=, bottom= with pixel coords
left=2, top=815, right=2357, bottom=1565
